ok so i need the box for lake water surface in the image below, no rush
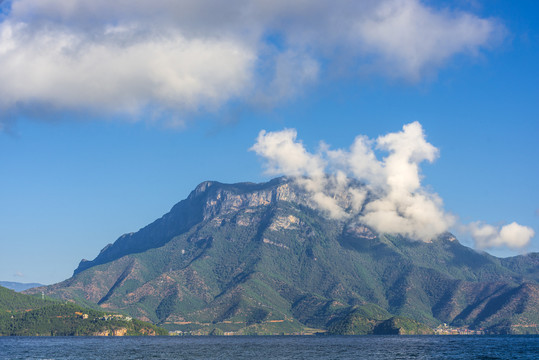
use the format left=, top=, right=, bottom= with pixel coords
left=1, top=335, right=538, bottom=359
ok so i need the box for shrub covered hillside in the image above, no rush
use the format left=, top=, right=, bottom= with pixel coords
left=0, top=286, right=167, bottom=336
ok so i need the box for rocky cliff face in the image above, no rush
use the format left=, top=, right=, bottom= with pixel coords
left=74, top=177, right=304, bottom=275
left=29, top=177, right=539, bottom=335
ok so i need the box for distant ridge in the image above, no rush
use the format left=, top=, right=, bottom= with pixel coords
left=0, top=281, right=44, bottom=292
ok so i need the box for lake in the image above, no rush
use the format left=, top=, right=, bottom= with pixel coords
left=1, top=335, right=538, bottom=359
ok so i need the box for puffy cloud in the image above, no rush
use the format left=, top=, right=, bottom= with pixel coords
left=250, top=128, right=325, bottom=177
left=361, top=191, right=453, bottom=241
left=327, top=135, right=383, bottom=187
left=0, top=23, right=255, bottom=118
left=0, top=0, right=503, bottom=126
left=252, top=122, right=533, bottom=249
left=357, top=122, right=453, bottom=240
left=467, top=222, right=535, bottom=250
left=354, top=0, right=501, bottom=79
left=376, top=121, right=438, bottom=192
left=252, top=121, right=454, bottom=240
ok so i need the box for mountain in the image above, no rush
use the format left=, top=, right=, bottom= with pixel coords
left=26, top=177, right=539, bottom=335
left=0, top=281, right=44, bottom=292
left=0, top=285, right=167, bottom=336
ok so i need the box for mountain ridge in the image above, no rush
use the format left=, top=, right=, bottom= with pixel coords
left=74, top=177, right=290, bottom=275
left=0, top=281, right=44, bottom=292
left=28, top=177, right=539, bottom=335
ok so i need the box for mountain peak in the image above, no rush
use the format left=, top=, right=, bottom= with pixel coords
left=74, top=177, right=295, bottom=275
left=191, top=180, right=218, bottom=197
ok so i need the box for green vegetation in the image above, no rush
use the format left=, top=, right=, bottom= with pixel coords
left=0, top=285, right=56, bottom=312
left=0, top=286, right=167, bottom=336
left=327, top=304, right=433, bottom=335
left=0, top=303, right=167, bottom=336
left=327, top=304, right=392, bottom=335
left=373, top=317, right=434, bottom=335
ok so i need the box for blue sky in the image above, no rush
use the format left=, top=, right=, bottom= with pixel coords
left=0, top=0, right=538, bottom=284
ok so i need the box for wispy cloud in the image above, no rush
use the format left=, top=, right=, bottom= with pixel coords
left=0, top=0, right=504, bottom=127
left=251, top=122, right=535, bottom=249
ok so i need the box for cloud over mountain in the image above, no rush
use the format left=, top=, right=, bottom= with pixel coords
left=251, top=122, right=534, bottom=249
left=0, top=0, right=503, bottom=127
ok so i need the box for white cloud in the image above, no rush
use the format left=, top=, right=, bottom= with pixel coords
left=356, top=122, right=453, bottom=240
left=467, top=222, right=535, bottom=250
left=252, top=122, right=533, bottom=248
left=354, top=0, right=501, bottom=79
left=361, top=190, right=453, bottom=241
left=252, top=122, right=453, bottom=240
left=0, top=0, right=503, bottom=126
left=0, top=21, right=255, bottom=121
left=250, top=128, right=325, bottom=177
left=376, top=121, right=438, bottom=192
left=328, top=135, right=384, bottom=187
